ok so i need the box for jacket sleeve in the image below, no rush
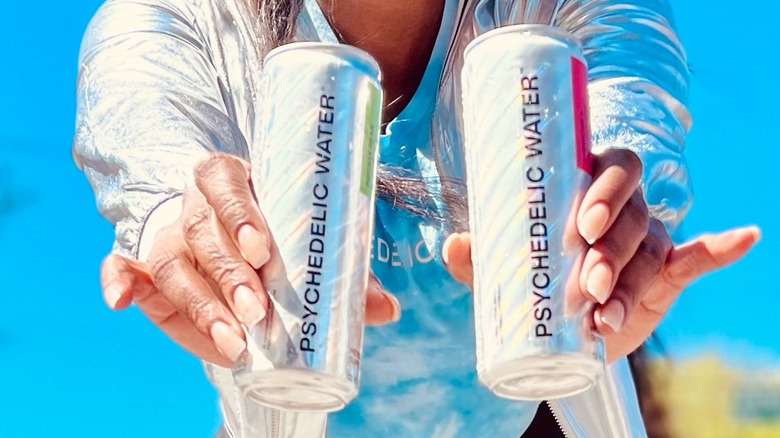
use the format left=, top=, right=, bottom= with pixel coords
left=72, top=0, right=250, bottom=258
left=468, top=0, right=693, bottom=230
left=556, top=0, right=693, bottom=230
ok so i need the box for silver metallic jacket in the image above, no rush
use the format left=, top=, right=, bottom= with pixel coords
left=74, top=0, right=692, bottom=436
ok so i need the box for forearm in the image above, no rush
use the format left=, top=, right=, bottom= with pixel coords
left=73, top=0, right=249, bottom=257
left=557, top=0, right=693, bottom=230
left=465, top=0, right=693, bottom=230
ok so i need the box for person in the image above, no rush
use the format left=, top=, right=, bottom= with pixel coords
left=73, top=0, right=759, bottom=436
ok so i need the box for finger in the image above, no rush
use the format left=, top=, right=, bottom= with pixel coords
left=149, top=228, right=247, bottom=364
left=650, top=225, right=762, bottom=311
left=194, top=154, right=271, bottom=269
left=181, top=190, right=269, bottom=328
left=594, top=218, right=671, bottom=334
left=364, top=275, right=401, bottom=325
left=133, top=287, right=235, bottom=367
left=443, top=233, right=473, bottom=287
left=101, top=254, right=144, bottom=310
left=101, top=254, right=232, bottom=366
left=579, top=190, right=649, bottom=304
left=600, top=225, right=759, bottom=361
left=577, top=149, right=643, bottom=244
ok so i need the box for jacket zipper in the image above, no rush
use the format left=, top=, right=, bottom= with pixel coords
left=547, top=400, right=574, bottom=438
left=269, top=409, right=281, bottom=438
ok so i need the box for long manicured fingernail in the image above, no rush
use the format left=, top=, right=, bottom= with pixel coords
left=234, top=285, right=266, bottom=327
left=587, top=262, right=613, bottom=304
left=442, top=233, right=459, bottom=266
left=579, top=203, right=610, bottom=244
left=210, top=322, right=247, bottom=362
left=599, top=300, right=625, bottom=332
left=237, top=224, right=270, bottom=269
left=385, top=292, right=401, bottom=323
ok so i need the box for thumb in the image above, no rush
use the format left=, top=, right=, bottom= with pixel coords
left=443, top=233, right=473, bottom=287
left=364, top=274, right=401, bottom=325
left=663, top=225, right=761, bottom=291
left=100, top=254, right=155, bottom=310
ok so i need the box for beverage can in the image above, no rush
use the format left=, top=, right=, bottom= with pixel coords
left=236, top=42, right=383, bottom=412
left=462, top=24, right=604, bottom=400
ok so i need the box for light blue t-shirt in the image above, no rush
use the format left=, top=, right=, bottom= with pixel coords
left=301, top=0, right=540, bottom=435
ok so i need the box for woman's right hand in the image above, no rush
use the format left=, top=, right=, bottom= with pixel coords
left=99, top=153, right=400, bottom=368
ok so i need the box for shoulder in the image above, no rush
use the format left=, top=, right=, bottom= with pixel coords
left=80, top=0, right=257, bottom=73
left=81, top=0, right=205, bottom=51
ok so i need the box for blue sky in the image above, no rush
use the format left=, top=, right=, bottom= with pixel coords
left=0, top=0, right=778, bottom=436
left=656, top=1, right=780, bottom=366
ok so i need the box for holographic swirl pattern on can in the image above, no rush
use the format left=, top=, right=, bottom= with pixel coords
left=234, top=43, right=382, bottom=413
left=462, top=25, right=604, bottom=401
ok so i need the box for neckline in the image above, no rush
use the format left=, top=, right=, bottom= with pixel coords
left=382, top=0, right=462, bottom=141
left=300, top=0, right=463, bottom=141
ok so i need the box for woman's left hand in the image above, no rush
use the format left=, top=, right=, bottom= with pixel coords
left=443, top=149, right=760, bottom=362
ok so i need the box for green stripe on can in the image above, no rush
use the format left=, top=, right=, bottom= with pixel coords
left=360, top=83, right=381, bottom=197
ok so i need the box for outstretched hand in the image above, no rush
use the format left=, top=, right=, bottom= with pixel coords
left=444, top=149, right=760, bottom=362
left=99, top=153, right=400, bottom=368
left=444, top=226, right=758, bottom=361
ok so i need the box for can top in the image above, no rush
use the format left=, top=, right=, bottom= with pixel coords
left=465, top=24, right=583, bottom=58
left=264, top=42, right=382, bottom=81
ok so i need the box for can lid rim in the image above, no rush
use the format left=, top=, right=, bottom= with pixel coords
left=264, top=42, right=382, bottom=80
left=465, top=24, right=583, bottom=57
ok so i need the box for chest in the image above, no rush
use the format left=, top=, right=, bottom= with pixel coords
left=315, top=0, right=446, bottom=123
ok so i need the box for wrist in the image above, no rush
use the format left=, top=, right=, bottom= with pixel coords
left=137, top=194, right=184, bottom=262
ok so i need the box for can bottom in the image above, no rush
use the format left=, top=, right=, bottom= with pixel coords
left=235, top=369, right=357, bottom=413
left=481, top=355, right=603, bottom=400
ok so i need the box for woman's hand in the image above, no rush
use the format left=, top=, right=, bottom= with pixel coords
left=444, top=149, right=760, bottom=362
left=100, top=153, right=400, bottom=368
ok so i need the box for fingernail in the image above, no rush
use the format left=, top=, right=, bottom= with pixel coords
left=442, top=233, right=459, bottom=266
left=105, top=284, right=123, bottom=309
left=234, top=285, right=266, bottom=327
left=210, top=321, right=247, bottom=362
left=237, top=224, right=270, bottom=269
left=587, top=262, right=612, bottom=304
left=579, top=203, right=610, bottom=244
left=746, top=225, right=762, bottom=242
left=385, top=292, right=401, bottom=323
left=600, top=300, right=625, bottom=332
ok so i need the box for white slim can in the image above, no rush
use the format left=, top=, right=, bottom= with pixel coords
left=462, top=25, right=604, bottom=401
left=236, top=42, right=382, bottom=413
